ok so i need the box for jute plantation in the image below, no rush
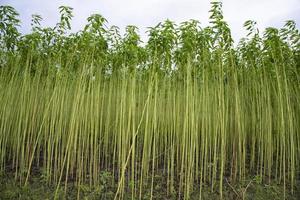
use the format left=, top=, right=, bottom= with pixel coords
left=0, top=1, right=299, bottom=199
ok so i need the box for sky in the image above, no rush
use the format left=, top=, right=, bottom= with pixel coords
left=1, top=0, right=300, bottom=43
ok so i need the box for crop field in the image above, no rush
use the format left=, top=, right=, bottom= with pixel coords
left=0, top=2, right=300, bottom=200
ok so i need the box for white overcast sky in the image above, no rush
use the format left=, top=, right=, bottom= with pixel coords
left=1, top=0, right=300, bottom=43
